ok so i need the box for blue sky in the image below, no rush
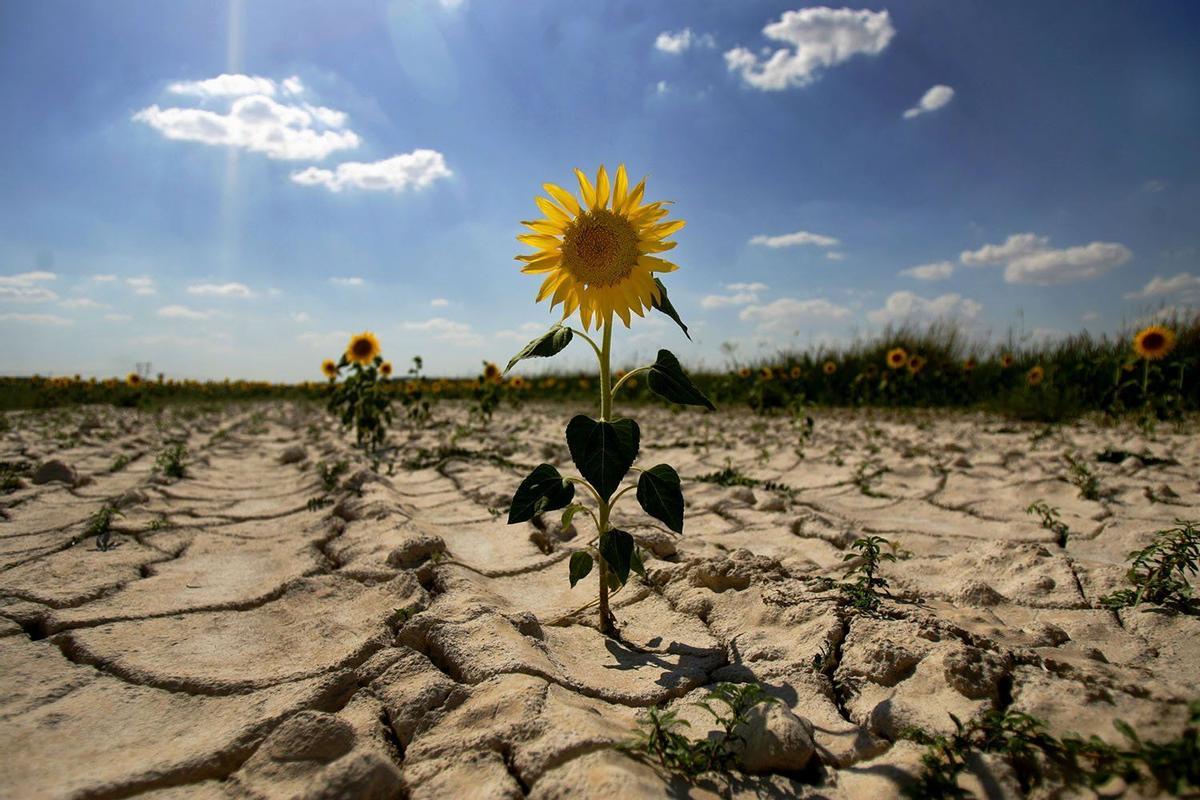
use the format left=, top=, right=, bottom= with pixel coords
left=1, top=0, right=1198, bottom=380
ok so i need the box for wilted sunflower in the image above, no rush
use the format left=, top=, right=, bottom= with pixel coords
left=886, top=348, right=907, bottom=369
left=346, top=332, right=381, bottom=366
left=483, top=362, right=501, bottom=382
left=517, top=164, right=684, bottom=329
left=380, top=361, right=393, bottom=377
left=1000, top=353, right=1015, bottom=369
left=738, top=367, right=752, bottom=379
left=321, top=359, right=338, bottom=379
left=908, top=355, right=927, bottom=374
left=126, top=372, right=141, bottom=387
left=1027, top=365, right=1045, bottom=386
left=823, top=360, right=837, bottom=375
left=1132, top=325, right=1175, bottom=361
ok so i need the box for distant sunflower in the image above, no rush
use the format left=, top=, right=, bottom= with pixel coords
left=886, top=348, right=907, bottom=369
left=1132, top=325, right=1175, bottom=361
left=759, top=367, right=774, bottom=381
left=483, top=362, right=501, bottom=382
left=346, top=332, right=381, bottom=366
left=823, top=360, right=837, bottom=375
left=126, top=372, right=141, bottom=387
left=963, top=357, right=976, bottom=372
left=790, top=366, right=802, bottom=379
left=517, top=164, right=684, bottom=329
left=908, top=355, right=927, bottom=374
left=321, top=359, right=338, bottom=379
left=738, top=367, right=752, bottom=379
left=1027, top=365, right=1045, bottom=386
left=380, top=361, right=393, bottom=377
left=1000, top=353, right=1015, bottom=369
left=510, top=376, right=526, bottom=390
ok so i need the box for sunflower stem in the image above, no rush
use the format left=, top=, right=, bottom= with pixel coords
left=611, top=365, right=650, bottom=397
left=596, top=312, right=617, bottom=636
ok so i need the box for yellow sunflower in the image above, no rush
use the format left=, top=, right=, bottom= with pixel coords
left=483, top=362, right=501, bottom=382
left=789, top=366, right=802, bottom=379
left=886, top=347, right=907, bottom=369
left=380, top=361, right=393, bottom=377
left=738, top=367, right=752, bottom=379
left=1133, top=325, right=1175, bottom=361
left=1027, top=365, right=1045, bottom=386
left=759, top=367, right=774, bottom=381
left=321, top=359, right=338, bottom=379
left=346, top=332, right=381, bottom=366
left=516, top=164, right=684, bottom=329
left=510, top=376, right=526, bottom=390
left=126, top=372, right=141, bottom=387
left=823, top=360, right=837, bottom=375
left=908, top=355, right=927, bottom=374
left=1000, top=353, right=1015, bottom=369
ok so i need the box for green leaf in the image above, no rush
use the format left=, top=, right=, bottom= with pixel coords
left=568, top=551, right=593, bottom=588
left=507, top=463, right=575, bottom=524
left=647, top=349, right=715, bottom=411
left=504, top=323, right=573, bottom=374
left=561, top=503, right=586, bottom=530
left=636, top=464, right=684, bottom=534
left=630, top=546, right=646, bottom=578
left=650, top=278, right=690, bottom=340
left=565, top=415, right=640, bottom=501
left=599, top=529, right=635, bottom=585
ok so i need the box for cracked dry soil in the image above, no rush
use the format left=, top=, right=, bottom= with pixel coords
left=1, top=402, right=1197, bottom=799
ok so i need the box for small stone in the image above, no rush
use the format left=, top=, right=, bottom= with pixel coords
left=952, top=455, right=973, bottom=469
left=386, top=533, right=447, bottom=568
left=759, top=495, right=787, bottom=512
left=279, top=445, right=307, bottom=465
left=632, top=529, right=676, bottom=558
left=31, top=459, right=77, bottom=486
left=733, top=703, right=816, bottom=773
left=113, top=488, right=149, bottom=509
left=729, top=487, right=757, bottom=505
left=1155, top=484, right=1179, bottom=499
left=1026, top=621, right=1070, bottom=648
left=265, top=711, right=355, bottom=762
left=956, top=580, right=1005, bottom=607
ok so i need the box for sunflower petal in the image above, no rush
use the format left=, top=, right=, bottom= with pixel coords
left=575, top=168, right=597, bottom=210
left=536, top=271, right=565, bottom=302
left=640, top=239, right=677, bottom=253
left=543, top=183, right=581, bottom=216
left=646, top=219, right=687, bottom=238
left=521, top=219, right=563, bottom=235
left=594, top=165, right=610, bottom=210
left=613, top=165, right=629, bottom=212
left=517, top=233, right=561, bottom=248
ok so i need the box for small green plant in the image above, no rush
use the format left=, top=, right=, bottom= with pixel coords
left=1, top=461, right=30, bottom=493
left=85, top=505, right=123, bottom=551
left=853, top=457, right=889, bottom=497
left=108, top=453, right=131, bottom=473
left=317, top=460, right=349, bottom=493
left=306, top=496, right=333, bottom=512
left=840, top=535, right=896, bottom=613
left=147, top=516, right=173, bottom=532
left=154, top=443, right=188, bottom=479
left=621, top=682, right=776, bottom=776
left=1063, top=452, right=1100, bottom=500
left=1026, top=500, right=1070, bottom=547
left=399, top=355, right=433, bottom=427
left=1100, top=520, right=1199, bottom=613
left=324, top=333, right=395, bottom=452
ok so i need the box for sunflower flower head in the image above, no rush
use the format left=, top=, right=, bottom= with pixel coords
left=126, top=372, right=141, bottom=387
left=1001, top=353, right=1015, bottom=369
left=517, top=164, right=684, bottom=330
left=1133, top=325, right=1175, bottom=361
left=963, top=357, right=976, bottom=371
left=823, top=360, right=837, bottom=375
left=908, top=354, right=927, bottom=374
left=886, top=347, right=908, bottom=369
left=1027, top=365, right=1045, bottom=386
left=738, top=367, right=752, bottom=379
left=789, top=365, right=802, bottom=379
left=321, top=359, right=338, bottom=379
left=483, top=362, right=501, bottom=382
left=346, top=332, right=381, bottom=366
left=380, top=361, right=393, bottom=377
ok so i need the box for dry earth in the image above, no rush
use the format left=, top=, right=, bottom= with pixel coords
left=1, top=401, right=1197, bottom=799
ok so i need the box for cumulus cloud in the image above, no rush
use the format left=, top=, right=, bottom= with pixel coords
left=168, top=74, right=278, bottom=98
left=157, top=304, right=214, bottom=320
left=187, top=282, right=255, bottom=298
left=655, top=28, right=715, bottom=54
left=126, top=277, right=156, bottom=295
left=0, top=312, right=72, bottom=325
left=430, top=298, right=450, bottom=308
left=749, top=230, right=839, bottom=248
left=1123, top=272, right=1200, bottom=300
left=291, top=312, right=311, bottom=323
left=724, top=7, right=895, bottom=91
left=960, top=233, right=1130, bottom=285
left=0, top=270, right=58, bottom=302
left=701, top=282, right=769, bottom=309
left=330, top=277, right=364, bottom=287
left=494, top=322, right=549, bottom=342
left=298, top=330, right=352, bottom=348
left=867, top=291, right=982, bottom=324
left=740, top=297, right=851, bottom=330
left=291, top=150, right=452, bottom=193
left=899, top=261, right=955, bottom=281
left=903, top=84, right=955, bottom=119
left=402, top=317, right=483, bottom=346
left=134, top=92, right=360, bottom=161
left=281, top=76, right=305, bottom=96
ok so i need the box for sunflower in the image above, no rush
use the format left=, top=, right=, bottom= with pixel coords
left=759, top=367, right=774, bottom=381
left=738, top=367, right=752, bottom=379
left=346, top=332, right=381, bottom=366
left=1027, top=365, right=1045, bottom=386
left=483, top=362, right=501, bottom=382
left=321, top=359, right=338, bottom=379
left=380, top=361, right=393, bottom=377
left=789, top=366, right=802, bottom=380
left=886, top=347, right=907, bottom=369
left=510, top=376, right=526, bottom=390
left=962, top=357, right=976, bottom=372
left=823, top=360, right=837, bottom=375
left=1000, top=353, right=1015, bottom=369
left=517, top=164, right=684, bottom=329
left=1133, top=325, right=1175, bottom=361
left=126, top=372, right=141, bottom=387
left=908, top=355, right=927, bottom=374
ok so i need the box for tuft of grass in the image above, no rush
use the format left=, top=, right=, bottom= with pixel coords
left=154, top=443, right=188, bottom=479
left=1100, top=520, right=1199, bottom=613
left=1026, top=500, right=1070, bottom=547
left=85, top=505, right=122, bottom=551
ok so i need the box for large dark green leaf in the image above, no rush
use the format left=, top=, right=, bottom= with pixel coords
left=599, top=529, right=635, bottom=585
left=565, top=416, right=640, bottom=501
left=650, top=278, right=690, bottom=340
left=507, top=463, right=575, bottom=524
left=504, top=324, right=573, bottom=374
left=568, top=551, right=593, bottom=588
left=647, top=349, right=715, bottom=410
left=636, top=464, right=684, bottom=534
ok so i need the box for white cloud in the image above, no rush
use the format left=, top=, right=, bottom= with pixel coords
left=494, top=321, right=547, bottom=342
left=825, top=251, right=846, bottom=261
left=1005, top=242, right=1131, bottom=285
left=291, top=149, right=452, bottom=193
left=298, top=330, right=351, bottom=348
left=1123, top=272, right=1200, bottom=299
left=134, top=93, right=360, bottom=161
left=157, top=304, right=214, bottom=321
left=655, top=28, right=715, bottom=54
left=903, top=84, right=955, bottom=119
left=724, top=7, right=895, bottom=91
left=168, top=73, right=277, bottom=98
left=281, top=76, right=305, bottom=96
left=655, top=80, right=671, bottom=96
left=125, top=277, right=157, bottom=295
left=92, top=274, right=117, bottom=282
left=430, top=298, right=450, bottom=308
left=867, top=291, right=982, bottom=324
left=1081, top=310, right=1100, bottom=322
left=187, top=282, right=255, bottom=298
left=291, top=312, right=311, bottom=323
left=0, top=312, right=72, bottom=325
left=899, top=261, right=955, bottom=281
left=104, top=313, right=133, bottom=323
left=702, top=282, right=769, bottom=309
left=1142, top=179, right=1167, bottom=193
left=749, top=230, right=839, bottom=248
left=726, top=282, right=768, bottom=293
left=402, top=317, right=484, bottom=346
left=0, top=270, right=58, bottom=302
left=960, top=233, right=1049, bottom=266
left=330, top=277, right=364, bottom=287
left=740, top=297, right=851, bottom=330
left=58, top=297, right=106, bottom=309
